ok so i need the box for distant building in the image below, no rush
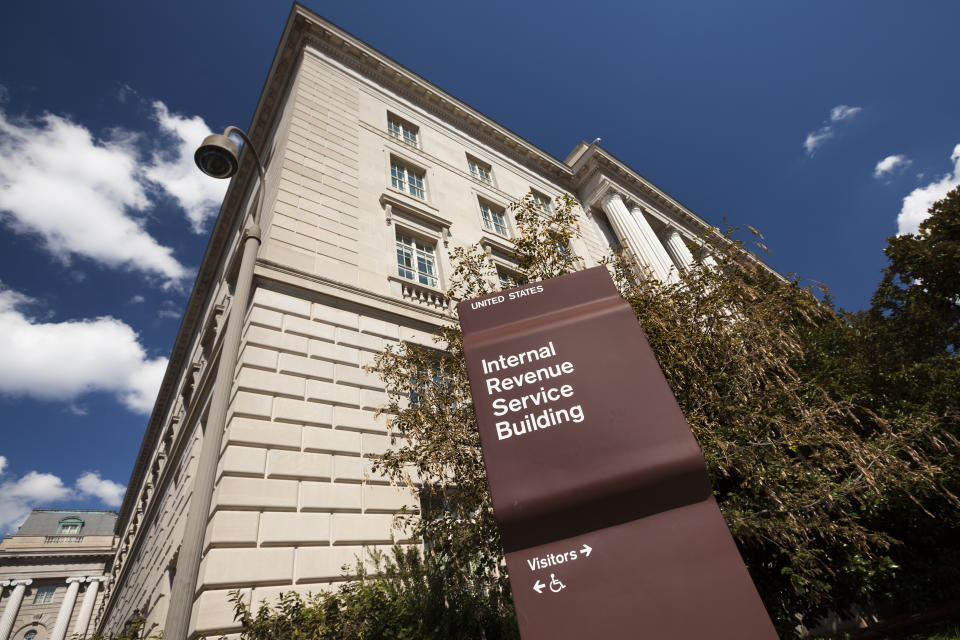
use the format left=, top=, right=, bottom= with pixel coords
left=0, top=509, right=117, bottom=640
left=98, top=5, right=727, bottom=639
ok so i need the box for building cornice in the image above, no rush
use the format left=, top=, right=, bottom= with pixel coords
left=291, top=5, right=572, bottom=184
left=571, top=143, right=718, bottom=239
left=0, top=550, right=116, bottom=561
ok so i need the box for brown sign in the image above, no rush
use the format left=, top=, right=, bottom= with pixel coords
left=458, top=266, right=777, bottom=639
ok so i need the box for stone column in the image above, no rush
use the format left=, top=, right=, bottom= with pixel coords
left=0, top=579, right=32, bottom=640
left=662, top=227, right=694, bottom=274
left=600, top=192, right=676, bottom=283
left=700, top=250, right=719, bottom=268
left=50, top=577, right=85, bottom=640
left=72, top=577, right=103, bottom=638
left=629, top=205, right=678, bottom=283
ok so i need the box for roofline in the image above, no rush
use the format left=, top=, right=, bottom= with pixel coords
left=26, top=509, right=118, bottom=514
left=288, top=4, right=571, bottom=180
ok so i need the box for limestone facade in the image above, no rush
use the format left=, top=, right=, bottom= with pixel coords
left=0, top=510, right=117, bottom=640
left=97, top=5, right=732, bottom=639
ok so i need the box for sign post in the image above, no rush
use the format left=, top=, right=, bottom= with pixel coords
left=458, top=266, right=777, bottom=639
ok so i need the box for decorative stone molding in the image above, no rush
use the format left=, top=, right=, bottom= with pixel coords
left=379, top=191, right=450, bottom=231
left=480, top=232, right=517, bottom=258
left=389, top=276, right=448, bottom=311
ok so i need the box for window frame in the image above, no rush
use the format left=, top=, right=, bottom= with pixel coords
left=33, top=586, right=56, bottom=605
left=56, top=517, right=83, bottom=535
left=495, top=265, right=526, bottom=289
left=395, top=230, right=440, bottom=289
left=466, top=155, right=494, bottom=186
left=478, top=200, right=509, bottom=237
left=387, top=113, right=420, bottom=148
left=530, top=190, right=554, bottom=213
left=390, top=157, right=427, bottom=201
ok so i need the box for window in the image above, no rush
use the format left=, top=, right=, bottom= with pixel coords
left=495, top=264, right=526, bottom=289
left=391, top=160, right=425, bottom=200
left=467, top=157, right=492, bottom=185
left=530, top=191, right=553, bottom=213
left=387, top=115, right=419, bottom=147
left=24, top=631, right=37, bottom=640
left=56, top=517, right=83, bottom=534
left=479, top=202, right=508, bottom=236
left=409, top=361, right=445, bottom=408
left=33, top=586, right=55, bottom=604
left=396, top=232, right=438, bottom=288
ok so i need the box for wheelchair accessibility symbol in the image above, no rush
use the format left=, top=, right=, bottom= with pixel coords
left=533, top=573, right=566, bottom=594
left=549, top=573, right=566, bottom=593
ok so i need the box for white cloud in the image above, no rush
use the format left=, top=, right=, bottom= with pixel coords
left=144, top=101, right=227, bottom=233
left=116, top=83, right=138, bottom=104
left=804, top=105, right=862, bottom=156
left=76, top=472, right=126, bottom=507
left=0, top=466, right=127, bottom=533
left=129, top=294, right=146, bottom=304
left=804, top=128, right=835, bottom=155
left=896, top=144, right=960, bottom=235
left=874, top=154, right=911, bottom=179
left=120, top=356, right=168, bottom=412
left=0, top=285, right=167, bottom=413
left=7, top=471, right=72, bottom=501
left=830, top=105, right=862, bottom=122
left=0, top=109, right=189, bottom=285
left=157, top=299, right=183, bottom=319
left=68, top=404, right=88, bottom=416
left=0, top=471, right=72, bottom=533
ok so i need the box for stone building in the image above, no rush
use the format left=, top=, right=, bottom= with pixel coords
left=0, top=509, right=117, bottom=640
left=97, top=5, right=726, bottom=638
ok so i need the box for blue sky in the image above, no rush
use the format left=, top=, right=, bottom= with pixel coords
left=1, top=1, right=958, bottom=532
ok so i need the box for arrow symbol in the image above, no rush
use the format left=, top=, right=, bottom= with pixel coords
left=533, top=580, right=545, bottom=594
left=580, top=544, right=592, bottom=557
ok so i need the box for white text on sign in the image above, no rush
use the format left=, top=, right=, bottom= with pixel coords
left=481, top=341, right=586, bottom=441
left=527, top=544, right=592, bottom=571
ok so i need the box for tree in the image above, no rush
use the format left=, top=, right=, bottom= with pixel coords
left=872, top=185, right=960, bottom=362
left=611, top=237, right=951, bottom=629
left=796, top=187, right=960, bottom=616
